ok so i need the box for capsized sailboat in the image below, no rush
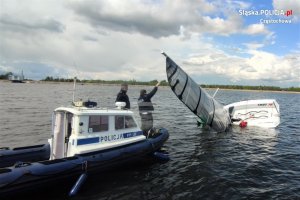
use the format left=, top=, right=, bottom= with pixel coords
left=162, top=52, right=280, bottom=130
left=162, top=52, right=231, bottom=132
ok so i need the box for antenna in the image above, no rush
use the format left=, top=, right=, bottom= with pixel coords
left=72, top=77, right=77, bottom=102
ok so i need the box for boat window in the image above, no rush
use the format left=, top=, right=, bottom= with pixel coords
left=88, top=115, right=109, bottom=133
left=125, top=115, right=137, bottom=128
left=115, top=115, right=137, bottom=130
left=115, top=115, right=125, bottom=130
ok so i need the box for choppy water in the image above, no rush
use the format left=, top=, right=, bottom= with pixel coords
left=0, top=82, right=299, bottom=199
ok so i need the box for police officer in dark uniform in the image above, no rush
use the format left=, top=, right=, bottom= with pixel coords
left=116, top=83, right=130, bottom=109
left=138, top=81, right=160, bottom=134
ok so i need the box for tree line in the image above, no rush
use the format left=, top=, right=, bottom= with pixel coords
left=1, top=73, right=299, bottom=92
left=40, top=76, right=300, bottom=92
left=42, top=76, right=169, bottom=86
left=200, top=84, right=300, bottom=92
left=0, top=72, right=13, bottom=79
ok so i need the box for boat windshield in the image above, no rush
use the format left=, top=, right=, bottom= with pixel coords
left=115, top=115, right=137, bottom=130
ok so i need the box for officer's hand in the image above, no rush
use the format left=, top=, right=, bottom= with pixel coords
left=156, top=81, right=161, bottom=87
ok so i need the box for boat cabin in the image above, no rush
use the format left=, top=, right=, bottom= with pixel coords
left=49, top=101, right=145, bottom=159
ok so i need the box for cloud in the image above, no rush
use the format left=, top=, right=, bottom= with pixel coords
left=273, top=0, right=300, bottom=15
left=273, top=0, right=300, bottom=21
left=0, top=0, right=259, bottom=80
left=243, top=24, right=269, bottom=35
left=183, top=49, right=300, bottom=84
left=67, top=0, right=267, bottom=37
left=0, top=15, right=65, bottom=33
left=68, top=0, right=191, bottom=38
left=197, top=15, right=243, bottom=36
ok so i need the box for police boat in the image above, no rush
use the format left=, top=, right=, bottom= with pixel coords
left=0, top=101, right=169, bottom=197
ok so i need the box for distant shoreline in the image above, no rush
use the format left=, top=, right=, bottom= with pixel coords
left=1, top=79, right=299, bottom=94
left=213, top=88, right=300, bottom=94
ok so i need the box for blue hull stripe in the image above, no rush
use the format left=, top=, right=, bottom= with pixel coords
left=77, top=137, right=99, bottom=145
left=123, top=131, right=143, bottom=138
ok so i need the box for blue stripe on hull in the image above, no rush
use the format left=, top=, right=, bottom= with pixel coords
left=123, top=131, right=143, bottom=138
left=77, top=137, right=99, bottom=145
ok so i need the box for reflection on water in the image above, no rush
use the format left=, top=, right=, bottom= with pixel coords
left=0, top=82, right=299, bottom=199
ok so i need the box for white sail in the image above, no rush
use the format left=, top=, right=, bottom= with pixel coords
left=162, top=52, right=231, bottom=132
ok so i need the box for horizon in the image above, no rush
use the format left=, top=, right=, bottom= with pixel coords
left=1, top=73, right=299, bottom=90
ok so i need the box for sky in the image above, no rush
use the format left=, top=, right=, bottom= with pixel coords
left=0, top=0, right=299, bottom=87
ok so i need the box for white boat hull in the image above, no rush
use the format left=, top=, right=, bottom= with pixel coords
left=225, top=99, right=280, bottom=128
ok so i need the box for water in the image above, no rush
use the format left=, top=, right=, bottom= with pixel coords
left=0, top=82, right=299, bottom=199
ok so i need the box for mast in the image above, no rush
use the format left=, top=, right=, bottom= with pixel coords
left=72, top=77, right=77, bottom=102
